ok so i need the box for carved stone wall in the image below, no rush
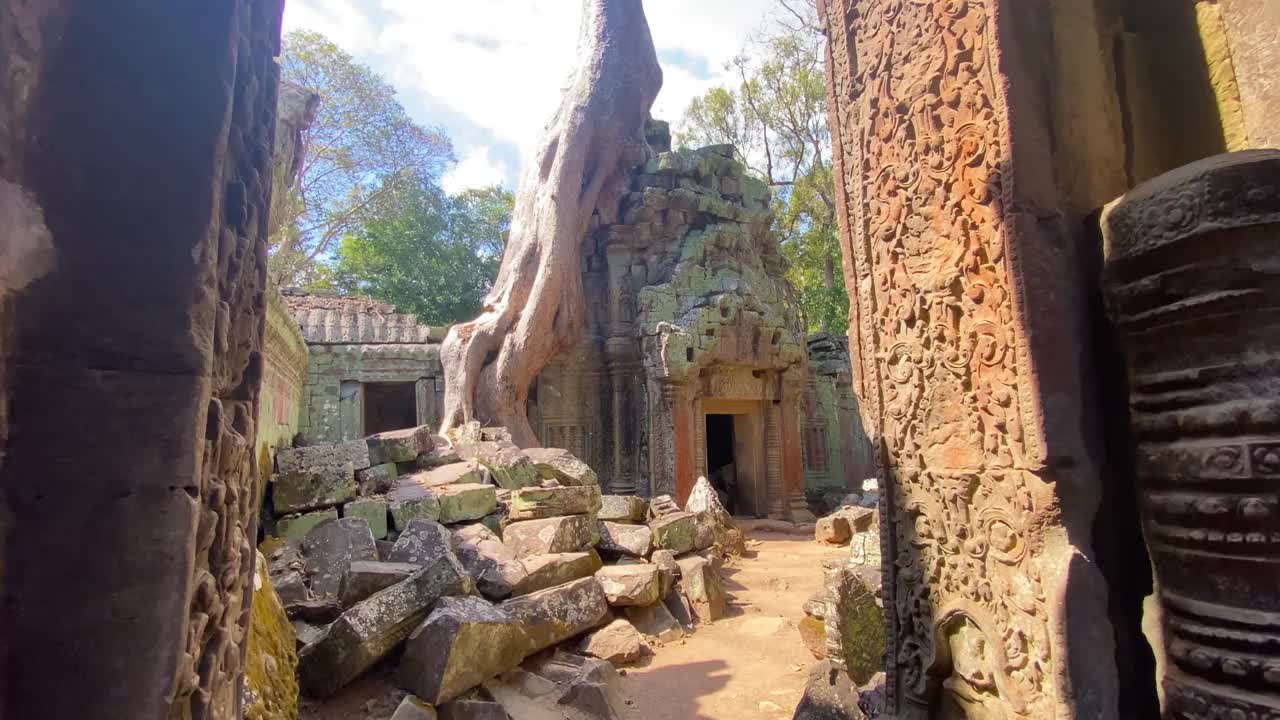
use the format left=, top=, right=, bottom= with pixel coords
left=820, top=0, right=1123, bottom=716
left=1103, top=150, right=1280, bottom=719
left=258, top=285, right=309, bottom=481
left=0, top=1, right=284, bottom=718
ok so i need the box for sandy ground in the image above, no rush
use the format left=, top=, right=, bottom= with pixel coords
left=616, top=531, right=846, bottom=720
left=300, top=529, right=844, bottom=720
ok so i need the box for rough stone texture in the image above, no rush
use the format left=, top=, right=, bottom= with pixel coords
left=513, top=553, right=599, bottom=598
left=579, top=618, right=645, bottom=665
left=337, top=560, right=418, bottom=608
left=597, top=521, right=653, bottom=558
left=266, top=543, right=309, bottom=606
left=436, top=484, right=499, bottom=525
left=390, top=483, right=443, bottom=530
left=624, top=602, right=685, bottom=643
left=504, top=515, right=595, bottom=558
left=388, top=519, right=456, bottom=568
left=1102, top=150, right=1280, bottom=719
left=815, top=515, right=851, bottom=545
left=357, top=462, right=399, bottom=495
left=595, top=565, right=661, bottom=607
left=509, top=485, right=602, bottom=521
left=277, top=509, right=339, bottom=542
left=390, top=695, right=438, bottom=720
left=847, top=532, right=880, bottom=568
left=401, top=462, right=484, bottom=489
left=367, top=425, right=434, bottom=465
left=662, top=589, right=696, bottom=630
left=344, top=497, right=389, bottom=540
left=245, top=552, right=299, bottom=720
left=459, top=440, right=540, bottom=490
left=674, top=556, right=725, bottom=623
left=820, top=0, right=1122, bottom=716
left=438, top=700, right=506, bottom=720
left=824, top=563, right=884, bottom=687
left=649, top=549, right=678, bottom=598
left=451, top=525, right=528, bottom=601
left=298, top=555, right=471, bottom=698
left=500, top=577, right=611, bottom=652
left=792, top=660, right=866, bottom=720
left=302, top=518, right=379, bottom=599
left=597, top=495, right=648, bottom=523
left=648, top=512, right=696, bottom=554
left=274, top=463, right=358, bottom=514
left=1219, top=0, right=1280, bottom=149
left=799, top=615, right=828, bottom=660
left=399, top=596, right=532, bottom=705
left=278, top=440, right=371, bottom=475
left=523, top=447, right=600, bottom=487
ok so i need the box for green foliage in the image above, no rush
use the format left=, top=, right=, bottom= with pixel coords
left=675, top=0, right=848, bottom=333
left=312, top=179, right=514, bottom=326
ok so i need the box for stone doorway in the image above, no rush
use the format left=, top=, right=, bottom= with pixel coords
left=701, top=400, right=766, bottom=518
left=363, top=382, right=417, bottom=435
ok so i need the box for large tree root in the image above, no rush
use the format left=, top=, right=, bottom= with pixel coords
left=438, top=0, right=663, bottom=447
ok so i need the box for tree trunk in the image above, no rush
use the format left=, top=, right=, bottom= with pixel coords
left=438, top=0, right=663, bottom=447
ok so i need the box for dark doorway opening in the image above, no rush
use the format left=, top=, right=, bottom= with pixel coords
left=364, top=382, right=417, bottom=436
left=705, top=413, right=738, bottom=514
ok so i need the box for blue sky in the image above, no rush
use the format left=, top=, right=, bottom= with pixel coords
left=282, top=0, right=775, bottom=193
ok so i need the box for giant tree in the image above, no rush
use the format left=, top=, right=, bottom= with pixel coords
left=438, top=0, right=663, bottom=446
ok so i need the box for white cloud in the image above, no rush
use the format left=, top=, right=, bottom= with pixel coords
left=283, top=0, right=775, bottom=188
left=443, top=147, right=508, bottom=194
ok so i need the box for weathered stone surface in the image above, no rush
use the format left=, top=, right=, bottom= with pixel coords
left=522, top=447, right=599, bottom=486
left=500, top=577, right=610, bottom=652
left=388, top=519, right=455, bottom=568
left=815, top=515, right=851, bottom=545
left=302, top=518, right=379, bottom=599
left=437, top=483, right=499, bottom=525
left=579, top=618, right=644, bottom=665
left=418, top=439, right=462, bottom=469
left=799, top=615, right=828, bottom=660
left=692, top=517, right=715, bottom=551
left=265, top=542, right=309, bottom=606
left=675, top=556, right=725, bottom=623
left=399, top=596, right=532, bottom=705
left=356, top=462, right=398, bottom=495
left=648, top=495, right=681, bottom=517
left=649, top=549, right=678, bottom=598
left=512, top=552, right=598, bottom=597
left=390, top=695, right=438, bottom=720
left=276, top=508, right=339, bottom=543
left=662, top=589, right=696, bottom=630
left=293, top=621, right=326, bottom=652
left=278, top=440, right=371, bottom=475
left=648, top=512, right=696, bottom=554
left=824, top=563, right=883, bottom=686
left=367, top=425, right=434, bottom=465
left=298, top=554, right=471, bottom=697
left=390, top=486, right=443, bottom=530
left=486, top=651, right=623, bottom=720
left=451, top=525, right=527, bottom=601
left=595, top=565, right=660, bottom=607
left=343, top=497, right=389, bottom=540
left=624, top=601, right=685, bottom=643
left=284, top=598, right=342, bottom=625
left=596, top=521, right=652, bottom=558
left=459, top=440, right=540, bottom=490
left=402, top=462, right=485, bottom=489
left=792, top=660, right=866, bottom=720
left=597, top=495, right=648, bottom=523
left=504, top=515, right=594, bottom=558
left=438, top=699, right=506, bottom=720
left=836, top=506, right=875, bottom=533
left=245, top=552, right=299, bottom=720
left=274, top=463, right=358, bottom=514
left=508, top=485, right=602, bottom=521
left=337, top=560, right=418, bottom=608
left=848, top=531, right=879, bottom=567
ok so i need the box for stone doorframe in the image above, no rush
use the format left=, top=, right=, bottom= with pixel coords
left=698, top=399, right=767, bottom=518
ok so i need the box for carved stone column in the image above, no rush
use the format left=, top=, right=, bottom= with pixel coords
left=782, top=374, right=814, bottom=522
left=1102, top=150, right=1280, bottom=719
left=765, top=395, right=788, bottom=520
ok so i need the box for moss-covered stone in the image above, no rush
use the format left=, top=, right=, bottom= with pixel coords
left=276, top=508, right=338, bottom=542
left=436, top=483, right=498, bottom=524
left=344, top=497, right=389, bottom=539
left=245, top=551, right=299, bottom=720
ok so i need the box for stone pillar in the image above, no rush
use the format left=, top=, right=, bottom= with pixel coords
left=693, top=396, right=706, bottom=480
left=648, top=380, right=678, bottom=499
left=765, top=397, right=787, bottom=520
left=1102, top=150, right=1280, bottom=719
left=0, top=1, right=285, bottom=718
left=415, top=376, right=438, bottom=429
left=820, top=0, right=1120, bottom=717
left=782, top=376, right=814, bottom=522
left=671, top=383, right=696, bottom=505
left=339, top=379, right=363, bottom=441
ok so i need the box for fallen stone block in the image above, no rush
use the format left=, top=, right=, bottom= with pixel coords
left=661, top=589, right=695, bottom=629
left=504, top=515, right=594, bottom=558
left=367, top=425, right=434, bottom=465
left=437, top=483, right=499, bottom=525
left=298, top=554, right=472, bottom=698
left=274, top=463, right=358, bottom=514
left=245, top=550, right=299, bottom=720
left=595, top=565, right=660, bottom=607
left=649, top=512, right=696, bottom=554
left=302, top=517, right=379, bottom=599
left=849, top=531, right=880, bottom=567
left=458, top=440, right=540, bottom=490
left=597, top=495, right=648, bottom=523
left=578, top=618, right=644, bottom=666
left=836, top=506, right=876, bottom=532
left=388, top=519, right=456, bottom=568
left=356, top=462, right=398, bottom=495
left=451, top=526, right=527, bottom=601
left=648, top=494, right=681, bottom=517
left=418, top=438, right=462, bottom=469
left=512, top=552, right=597, bottom=597
left=292, top=620, right=325, bottom=652
left=337, top=560, right=418, bottom=608
left=815, top=515, right=851, bottom=545
left=792, top=660, right=866, bottom=720
left=500, top=577, right=609, bottom=652
left=390, top=487, right=443, bottom=530
left=390, top=695, right=438, bottom=720
left=509, top=485, right=602, bottom=521
left=399, top=596, right=533, bottom=705
left=522, top=447, right=599, bottom=486
left=438, top=699, right=506, bottom=720
left=799, top=615, right=828, bottom=659
left=596, top=521, right=652, bottom=558
left=277, top=440, right=371, bottom=475
left=692, top=517, right=715, bottom=551
left=625, top=601, right=685, bottom=643
left=276, top=508, right=339, bottom=543
left=285, top=598, right=342, bottom=624
left=649, top=549, right=679, bottom=598
left=401, top=462, right=485, bottom=490
left=825, top=563, right=884, bottom=685
left=343, top=497, right=389, bottom=540
left=376, top=540, right=395, bottom=562
left=675, top=556, right=726, bottom=623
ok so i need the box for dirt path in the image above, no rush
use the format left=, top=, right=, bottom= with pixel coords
left=617, top=531, right=846, bottom=720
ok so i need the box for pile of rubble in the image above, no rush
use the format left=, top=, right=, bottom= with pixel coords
left=812, top=479, right=880, bottom=567
left=259, top=423, right=743, bottom=719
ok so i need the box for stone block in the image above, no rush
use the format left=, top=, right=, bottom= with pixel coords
left=662, top=588, right=695, bottom=629
left=825, top=564, right=884, bottom=685
left=596, top=521, right=652, bottom=558
left=451, top=526, right=527, bottom=601
left=390, top=695, right=438, bottom=720
left=418, top=440, right=461, bottom=469
left=390, top=488, right=443, bottom=530
left=649, top=512, right=696, bottom=554
left=504, top=515, right=594, bottom=558
left=624, top=601, right=685, bottom=643
left=273, top=463, right=358, bottom=514
left=401, top=462, right=485, bottom=490
left=344, top=497, right=389, bottom=540
left=648, top=495, right=682, bottom=517
left=650, top=549, right=679, bottom=598
left=438, top=700, right=506, bottom=720
left=276, top=508, right=338, bottom=542
left=337, top=560, right=418, bottom=608
left=245, top=551, right=299, bottom=720
left=511, top=552, right=598, bottom=597
left=675, top=556, right=726, bottom=623
left=367, top=425, right=434, bottom=465
left=298, top=554, right=472, bottom=698
left=277, top=440, right=371, bottom=474
left=595, top=565, right=660, bottom=607
left=799, top=615, right=827, bottom=660
left=849, top=531, right=880, bottom=567
left=792, top=660, right=865, bottom=720
left=500, top=577, right=610, bottom=652
left=836, top=507, right=876, bottom=533
left=301, top=518, right=379, bottom=599
left=388, top=519, right=456, bottom=568
left=399, top=596, right=532, bottom=705
left=815, top=515, right=851, bottom=545
left=508, top=485, right=602, bottom=521
left=293, top=621, right=326, bottom=652
left=356, top=462, right=398, bottom=495
left=437, top=483, right=498, bottom=525
left=578, top=618, right=644, bottom=665
left=458, top=440, right=539, bottom=489
left=597, top=495, right=648, bottom=523
left=522, top=447, right=599, bottom=486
